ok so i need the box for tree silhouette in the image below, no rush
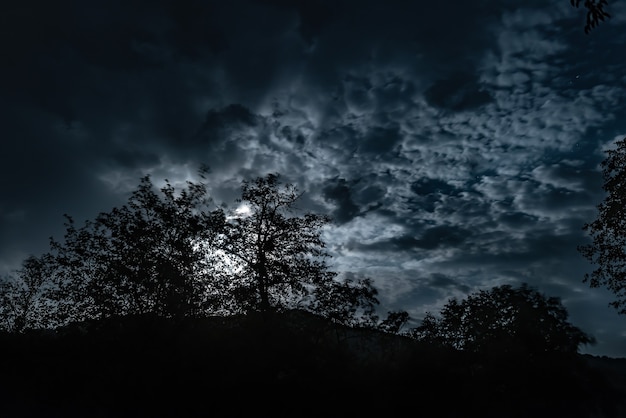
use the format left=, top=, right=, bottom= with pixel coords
left=570, top=0, right=611, bottom=34
left=411, top=283, right=594, bottom=355
left=217, top=173, right=383, bottom=323
left=214, top=173, right=404, bottom=328
left=579, top=138, right=626, bottom=314
left=378, top=310, right=410, bottom=334
left=0, top=255, right=56, bottom=331
left=0, top=171, right=395, bottom=331
left=31, top=174, right=224, bottom=325
left=310, top=275, right=381, bottom=327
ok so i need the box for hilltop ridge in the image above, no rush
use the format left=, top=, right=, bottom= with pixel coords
left=1, top=311, right=625, bottom=418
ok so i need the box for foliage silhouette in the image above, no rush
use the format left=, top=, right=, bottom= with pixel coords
left=39, top=174, right=224, bottom=325
left=411, top=283, right=594, bottom=355
left=217, top=173, right=334, bottom=314
left=579, top=137, right=626, bottom=314
left=0, top=171, right=397, bottom=331
left=377, top=309, right=410, bottom=334
left=216, top=173, right=392, bottom=326
left=309, top=275, right=380, bottom=327
left=571, top=0, right=611, bottom=33
left=0, top=255, right=56, bottom=332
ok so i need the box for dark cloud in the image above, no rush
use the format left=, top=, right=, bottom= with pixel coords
left=196, top=105, right=259, bottom=142
left=427, top=273, right=471, bottom=293
left=424, top=72, right=494, bottom=111
left=360, top=126, right=403, bottom=155
left=108, top=148, right=162, bottom=170
left=322, top=178, right=360, bottom=224
left=411, top=177, right=460, bottom=196
left=496, top=212, right=539, bottom=229
left=351, top=182, right=386, bottom=209
left=417, top=225, right=472, bottom=250
left=256, top=0, right=340, bottom=44
left=348, top=225, right=471, bottom=253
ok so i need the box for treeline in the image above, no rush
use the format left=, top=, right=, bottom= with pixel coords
left=0, top=171, right=596, bottom=357
left=0, top=172, right=404, bottom=333
left=1, top=171, right=622, bottom=416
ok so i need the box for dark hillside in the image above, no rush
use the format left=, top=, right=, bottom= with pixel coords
left=0, top=311, right=625, bottom=418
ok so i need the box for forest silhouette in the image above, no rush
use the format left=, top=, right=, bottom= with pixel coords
left=1, top=171, right=625, bottom=417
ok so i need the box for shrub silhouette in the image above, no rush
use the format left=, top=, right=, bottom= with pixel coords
left=411, top=283, right=594, bottom=355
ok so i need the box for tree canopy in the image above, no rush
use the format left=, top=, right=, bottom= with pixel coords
left=411, top=283, right=594, bottom=355
left=579, top=137, right=626, bottom=314
left=6, top=175, right=225, bottom=328
left=0, top=172, right=392, bottom=331
left=217, top=174, right=335, bottom=314
left=0, top=255, right=55, bottom=332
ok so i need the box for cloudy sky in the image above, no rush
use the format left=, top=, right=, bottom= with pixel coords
left=2, top=0, right=626, bottom=357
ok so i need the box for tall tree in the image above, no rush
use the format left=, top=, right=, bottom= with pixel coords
left=44, top=174, right=224, bottom=324
left=579, top=138, right=626, bottom=314
left=411, top=284, right=594, bottom=354
left=217, top=174, right=407, bottom=329
left=218, top=174, right=336, bottom=314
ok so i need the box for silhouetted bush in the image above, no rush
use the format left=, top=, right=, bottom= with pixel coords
left=410, top=283, right=594, bottom=356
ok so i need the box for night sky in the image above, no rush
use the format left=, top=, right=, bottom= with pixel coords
left=2, top=0, right=626, bottom=357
